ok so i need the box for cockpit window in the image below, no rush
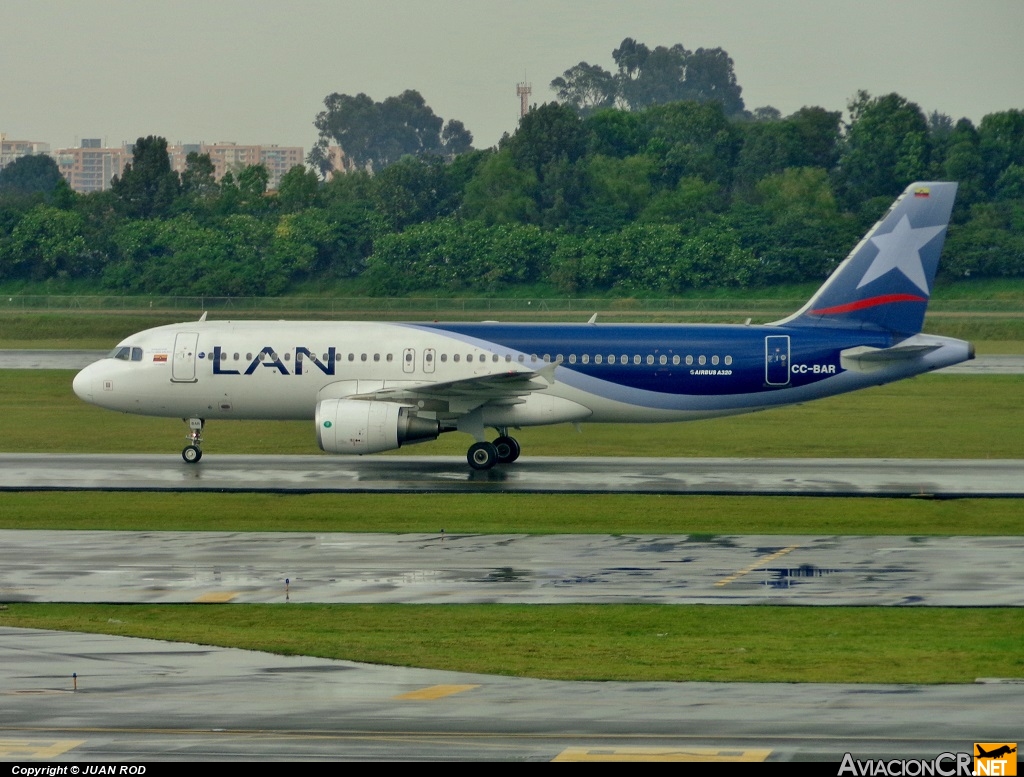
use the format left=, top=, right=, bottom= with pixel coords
left=108, top=346, right=144, bottom=362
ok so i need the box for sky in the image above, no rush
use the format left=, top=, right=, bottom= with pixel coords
left=3, top=0, right=1023, bottom=155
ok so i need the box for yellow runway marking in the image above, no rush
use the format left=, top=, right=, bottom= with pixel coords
left=395, top=684, right=480, bottom=700
left=553, top=746, right=773, bottom=762
left=0, top=738, right=85, bottom=758
left=193, top=591, right=239, bottom=603
left=714, top=545, right=800, bottom=587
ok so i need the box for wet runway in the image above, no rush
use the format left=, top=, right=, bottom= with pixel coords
left=4, top=627, right=1019, bottom=763
left=3, top=530, right=1022, bottom=606
left=2, top=453, right=1023, bottom=496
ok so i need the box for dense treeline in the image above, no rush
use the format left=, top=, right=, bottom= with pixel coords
left=2, top=90, right=1024, bottom=296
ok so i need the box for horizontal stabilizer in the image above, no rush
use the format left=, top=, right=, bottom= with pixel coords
left=840, top=343, right=941, bottom=372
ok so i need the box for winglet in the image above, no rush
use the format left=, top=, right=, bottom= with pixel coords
left=588, top=313, right=598, bottom=325
left=535, top=360, right=558, bottom=385
left=775, top=181, right=957, bottom=336
left=199, top=311, right=208, bottom=322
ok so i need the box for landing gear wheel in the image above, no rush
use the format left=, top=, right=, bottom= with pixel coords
left=467, top=441, right=499, bottom=470
left=182, top=417, right=204, bottom=464
left=493, top=435, right=521, bottom=464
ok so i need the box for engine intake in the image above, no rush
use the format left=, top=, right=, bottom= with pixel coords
left=316, top=398, right=440, bottom=454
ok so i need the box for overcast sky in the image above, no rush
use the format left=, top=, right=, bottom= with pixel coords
left=4, top=0, right=1023, bottom=154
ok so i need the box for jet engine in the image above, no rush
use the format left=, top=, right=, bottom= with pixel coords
left=315, top=398, right=440, bottom=454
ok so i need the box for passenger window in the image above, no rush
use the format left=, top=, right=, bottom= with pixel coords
left=633, top=355, right=641, bottom=365
left=698, top=355, right=707, bottom=365
left=440, top=354, right=447, bottom=362
left=646, top=355, right=654, bottom=365
left=685, top=355, right=693, bottom=366
left=659, top=355, right=667, bottom=365
left=387, top=353, right=394, bottom=362
left=620, top=355, right=628, bottom=365
left=284, top=353, right=290, bottom=361
left=581, top=354, right=589, bottom=364
left=672, top=355, right=679, bottom=365
left=569, top=354, right=577, bottom=364
left=454, top=354, right=460, bottom=362
left=361, top=353, right=367, bottom=362
left=725, top=355, right=733, bottom=365
left=595, top=355, right=603, bottom=364
left=711, top=355, right=719, bottom=366
left=374, top=354, right=380, bottom=362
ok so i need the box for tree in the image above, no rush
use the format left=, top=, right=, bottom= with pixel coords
left=110, top=136, right=181, bottom=218
left=462, top=151, right=539, bottom=225
left=550, top=38, right=747, bottom=116
left=371, top=155, right=456, bottom=230
left=179, top=152, right=218, bottom=203
left=550, top=62, right=617, bottom=115
left=503, top=102, right=587, bottom=175
left=978, top=110, right=1024, bottom=191
left=275, top=165, right=320, bottom=212
left=683, top=47, right=744, bottom=117
left=441, top=120, right=474, bottom=159
left=312, top=89, right=472, bottom=173
left=0, top=154, right=65, bottom=199
left=838, top=92, right=930, bottom=203
left=1, top=205, right=89, bottom=280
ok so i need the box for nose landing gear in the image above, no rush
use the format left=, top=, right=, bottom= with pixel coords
left=182, top=417, right=204, bottom=463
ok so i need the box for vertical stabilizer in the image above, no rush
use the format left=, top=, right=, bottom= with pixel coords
left=776, top=182, right=957, bottom=336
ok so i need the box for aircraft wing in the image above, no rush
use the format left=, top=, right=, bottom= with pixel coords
left=352, top=362, right=557, bottom=414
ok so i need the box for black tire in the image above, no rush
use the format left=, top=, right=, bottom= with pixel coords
left=493, top=435, right=521, bottom=464
left=467, top=441, right=499, bottom=470
left=182, top=445, right=202, bottom=463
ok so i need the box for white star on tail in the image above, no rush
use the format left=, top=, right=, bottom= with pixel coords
left=857, top=215, right=945, bottom=294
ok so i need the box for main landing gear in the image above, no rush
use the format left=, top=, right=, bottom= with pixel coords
left=466, top=430, right=521, bottom=471
left=182, top=417, right=204, bottom=463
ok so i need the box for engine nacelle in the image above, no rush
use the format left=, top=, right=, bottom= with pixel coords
left=316, top=399, right=440, bottom=454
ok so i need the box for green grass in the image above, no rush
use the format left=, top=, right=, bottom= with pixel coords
left=2, top=604, right=1020, bottom=683
left=2, top=492, right=1023, bottom=535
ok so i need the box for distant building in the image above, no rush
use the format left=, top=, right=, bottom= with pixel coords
left=0, top=133, right=51, bottom=169
left=54, top=140, right=132, bottom=193
left=16, top=135, right=305, bottom=193
left=168, top=142, right=304, bottom=189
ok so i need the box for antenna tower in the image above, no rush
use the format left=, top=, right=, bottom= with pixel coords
left=516, top=82, right=532, bottom=119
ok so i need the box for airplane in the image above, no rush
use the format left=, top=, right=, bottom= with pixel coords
left=73, top=181, right=973, bottom=470
left=976, top=746, right=1016, bottom=759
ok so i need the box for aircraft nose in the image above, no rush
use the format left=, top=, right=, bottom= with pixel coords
left=73, top=366, right=94, bottom=403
